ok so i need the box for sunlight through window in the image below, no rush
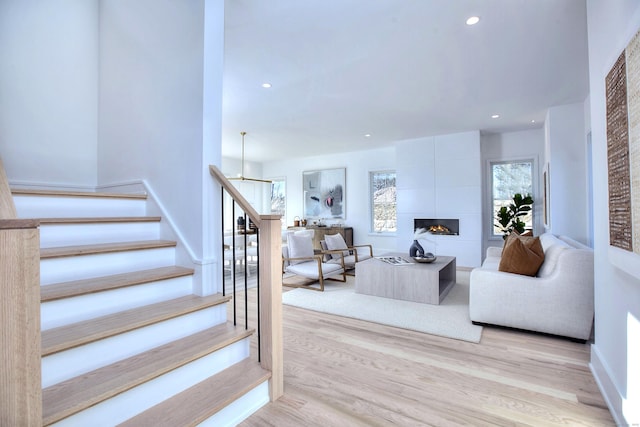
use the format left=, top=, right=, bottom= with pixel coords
left=624, top=312, right=640, bottom=425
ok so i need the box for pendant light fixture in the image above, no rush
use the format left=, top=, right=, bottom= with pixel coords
left=228, top=131, right=271, bottom=183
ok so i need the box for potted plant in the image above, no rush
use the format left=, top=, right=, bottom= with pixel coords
left=495, top=193, right=533, bottom=239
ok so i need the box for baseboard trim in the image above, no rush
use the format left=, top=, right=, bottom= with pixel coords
left=96, top=180, right=147, bottom=195
left=9, top=180, right=96, bottom=193
left=590, top=343, right=625, bottom=426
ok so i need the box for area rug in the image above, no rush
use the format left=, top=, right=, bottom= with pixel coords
left=282, top=275, right=483, bottom=343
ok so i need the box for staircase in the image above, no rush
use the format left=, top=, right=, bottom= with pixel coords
left=12, top=189, right=271, bottom=426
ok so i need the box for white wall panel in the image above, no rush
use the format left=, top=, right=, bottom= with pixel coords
left=586, top=1, right=640, bottom=425
left=0, top=0, right=99, bottom=186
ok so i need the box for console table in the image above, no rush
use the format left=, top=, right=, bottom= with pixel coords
left=303, top=226, right=353, bottom=250
left=355, top=253, right=456, bottom=305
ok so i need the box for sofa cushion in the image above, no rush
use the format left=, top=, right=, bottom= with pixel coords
left=325, top=233, right=350, bottom=259
left=287, top=234, right=314, bottom=265
left=498, top=234, right=545, bottom=276
left=285, top=260, right=343, bottom=278
left=536, top=244, right=567, bottom=278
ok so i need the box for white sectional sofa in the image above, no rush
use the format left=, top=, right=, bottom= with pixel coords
left=469, top=233, right=594, bottom=342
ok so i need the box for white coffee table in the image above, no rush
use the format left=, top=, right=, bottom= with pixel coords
left=355, top=253, right=456, bottom=305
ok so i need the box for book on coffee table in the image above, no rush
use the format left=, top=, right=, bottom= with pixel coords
left=376, top=256, right=413, bottom=265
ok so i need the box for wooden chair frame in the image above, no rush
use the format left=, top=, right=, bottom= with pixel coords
left=282, top=249, right=347, bottom=291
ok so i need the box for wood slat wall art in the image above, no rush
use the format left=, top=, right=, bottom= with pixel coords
left=606, top=50, right=633, bottom=251
left=627, top=30, right=640, bottom=255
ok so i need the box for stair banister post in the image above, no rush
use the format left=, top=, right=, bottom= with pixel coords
left=257, top=214, right=284, bottom=400
left=0, top=219, right=42, bottom=426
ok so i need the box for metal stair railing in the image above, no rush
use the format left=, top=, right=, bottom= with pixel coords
left=209, top=165, right=283, bottom=401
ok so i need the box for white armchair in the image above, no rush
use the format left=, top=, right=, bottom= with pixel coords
left=282, top=233, right=346, bottom=291
left=322, top=233, right=373, bottom=273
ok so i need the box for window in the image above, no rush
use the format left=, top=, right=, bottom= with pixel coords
left=270, top=178, right=286, bottom=225
left=370, top=171, right=396, bottom=233
left=491, top=160, right=533, bottom=236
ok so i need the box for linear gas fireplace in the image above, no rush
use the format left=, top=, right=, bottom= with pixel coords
left=414, top=218, right=459, bottom=235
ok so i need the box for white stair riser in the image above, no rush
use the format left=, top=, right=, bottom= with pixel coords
left=50, top=341, right=250, bottom=427
left=40, top=222, right=161, bottom=248
left=41, top=276, right=194, bottom=330
left=198, top=381, right=270, bottom=427
left=42, top=305, right=229, bottom=388
left=40, top=247, right=176, bottom=285
left=14, top=195, right=146, bottom=218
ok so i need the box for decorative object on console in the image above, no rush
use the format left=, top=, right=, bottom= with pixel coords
left=495, top=193, right=534, bottom=239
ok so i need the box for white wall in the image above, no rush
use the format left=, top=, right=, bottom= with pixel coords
left=396, top=131, right=482, bottom=268
left=221, top=156, right=267, bottom=214
left=545, top=103, right=590, bottom=244
left=262, top=146, right=396, bottom=253
left=480, top=128, right=545, bottom=255
left=0, top=0, right=99, bottom=187
left=97, top=1, right=224, bottom=282
left=587, top=1, right=640, bottom=425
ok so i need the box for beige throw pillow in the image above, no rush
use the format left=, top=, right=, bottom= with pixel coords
left=499, top=234, right=545, bottom=276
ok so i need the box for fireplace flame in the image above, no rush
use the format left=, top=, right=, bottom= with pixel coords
left=429, top=225, right=451, bottom=234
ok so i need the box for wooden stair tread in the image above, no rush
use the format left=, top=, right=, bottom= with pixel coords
left=41, top=266, right=195, bottom=302
left=38, top=216, right=161, bottom=224
left=118, top=359, right=271, bottom=427
left=40, top=240, right=177, bottom=259
left=42, top=323, right=254, bottom=426
left=11, top=188, right=147, bottom=199
left=41, top=294, right=231, bottom=356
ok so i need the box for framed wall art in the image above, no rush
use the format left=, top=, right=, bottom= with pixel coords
left=302, top=168, right=346, bottom=220
left=606, top=27, right=640, bottom=278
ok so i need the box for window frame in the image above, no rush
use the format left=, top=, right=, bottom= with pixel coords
left=268, top=177, right=286, bottom=227
left=369, top=169, right=397, bottom=235
left=488, top=158, right=536, bottom=239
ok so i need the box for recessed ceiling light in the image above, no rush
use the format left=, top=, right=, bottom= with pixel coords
left=364, top=134, right=371, bottom=138
left=466, top=16, right=480, bottom=26
left=531, top=119, right=536, bottom=123
left=491, top=114, right=500, bottom=119
left=261, top=83, right=272, bottom=88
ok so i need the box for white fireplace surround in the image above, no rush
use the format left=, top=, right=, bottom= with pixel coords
left=396, top=131, right=482, bottom=268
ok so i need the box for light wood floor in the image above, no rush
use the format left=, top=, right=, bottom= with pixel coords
left=228, top=275, right=614, bottom=427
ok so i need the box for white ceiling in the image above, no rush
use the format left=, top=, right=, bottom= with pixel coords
left=221, top=0, right=589, bottom=163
